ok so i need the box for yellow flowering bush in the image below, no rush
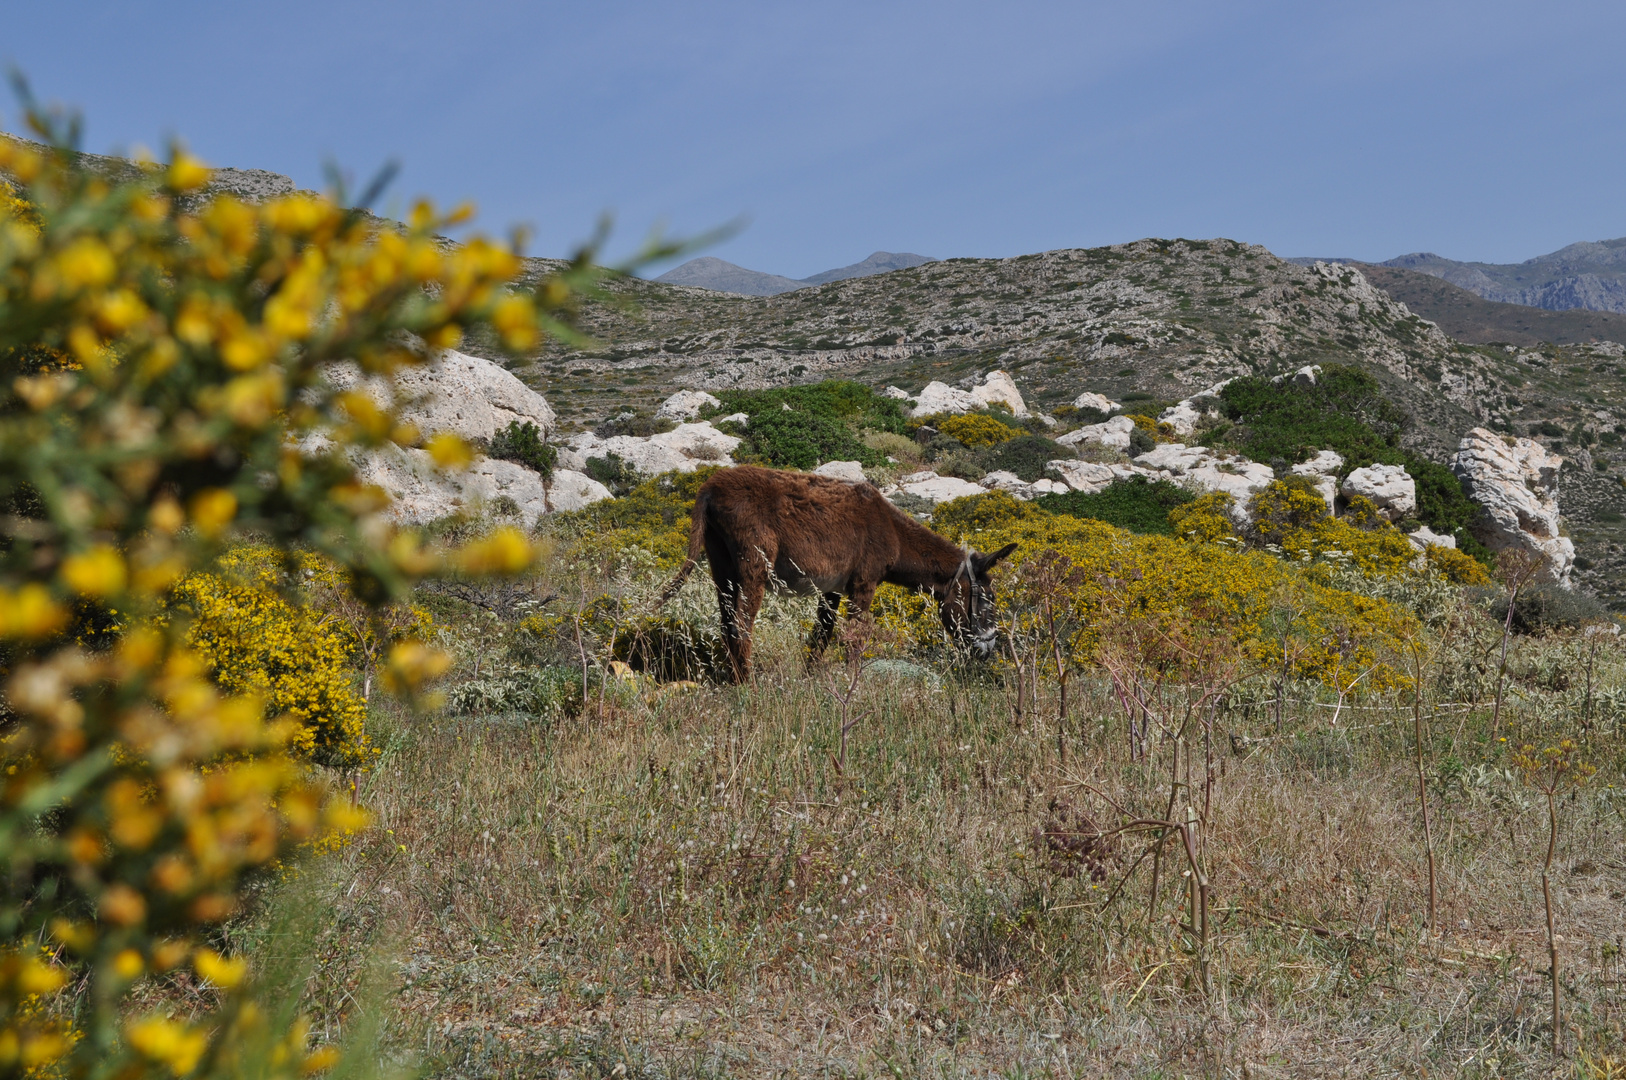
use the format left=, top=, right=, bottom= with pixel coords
left=1423, top=543, right=1492, bottom=586
left=166, top=546, right=372, bottom=769
left=930, top=412, right=1021, bottom=449
left=1247, top=477, right=1328, bottom=543
left=0, top=122, right=585, bottom=1078
left=1167, top=492, right=1239, bottom=543
left=930, top=512, right=1416, bottom=687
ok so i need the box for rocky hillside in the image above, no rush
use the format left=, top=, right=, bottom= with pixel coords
left=1379, top=239, right=1626, bottom=314
left=497, top=239, right=1626, bottom=604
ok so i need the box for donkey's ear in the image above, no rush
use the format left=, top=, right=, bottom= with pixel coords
left=975, top=543, right=1018, bottom=573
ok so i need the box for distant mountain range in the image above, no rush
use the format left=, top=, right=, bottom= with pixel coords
left=1293, top=237, right=1626, bottom=314
left=655, top=251, right=936, bottom=296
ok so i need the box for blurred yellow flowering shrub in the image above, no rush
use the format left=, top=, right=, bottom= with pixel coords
left=0, top=119, right=582, bottom=1078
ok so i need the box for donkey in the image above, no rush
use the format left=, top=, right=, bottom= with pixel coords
left=658, top=465, right=1017, bottom=682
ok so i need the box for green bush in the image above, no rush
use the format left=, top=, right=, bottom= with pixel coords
left=1218, top=365, right=1406, bottom=464
left=1217, top=365, right=1484, bottom=551
left=712, top=380, right=906, bottom=469
left=979, top=434, right=1072, bottom=482
left=614, top=615, right=729, bottom=682
left=445, top=665, right=583, bottom=719
left=489, top=420, right=557, bottom=478
left=1485, top=583, right=1610, bottom=634
left=585, top=451, right=641, bottom=495
left=1037, top=476, right=1196, bottom=536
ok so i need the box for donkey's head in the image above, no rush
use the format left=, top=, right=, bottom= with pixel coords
left=935, top=543, right=1018, bottom=657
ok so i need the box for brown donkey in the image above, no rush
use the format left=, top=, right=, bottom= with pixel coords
left=659, top=465, right=1016, bottom=681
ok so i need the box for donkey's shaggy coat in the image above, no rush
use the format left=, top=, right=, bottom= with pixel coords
left=661, top=466, right=1015, bottom=681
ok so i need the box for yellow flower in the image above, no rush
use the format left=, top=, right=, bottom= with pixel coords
left=189, top=488, right=238, bottom=537
left=113, top=949, right=145, bottom=981
left=53, top=237, right=116, bottom=289
left=426, top=431, right=474, bottom=470
left=166, top=152, right=213, bottom=192
left=193, top=948, right=247, bottom=989
left=454, top=527, right=535, bottom=574
left=0, top=584, right=69, bottom=639
left=492, top=294, right=539, bottom=350
left=125, top=1016, right=208, bottom=1075
left=61, top=545, right=128, bottom=598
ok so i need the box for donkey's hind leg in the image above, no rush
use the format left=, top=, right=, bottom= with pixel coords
left=704, top=534, right=750, bottom=683
left=806, top=591, right=843, bottom=669
left=728, top=555, right=770, bottom=682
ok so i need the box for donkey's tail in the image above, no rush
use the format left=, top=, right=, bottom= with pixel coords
left=657, top=487, right=712, bottom=607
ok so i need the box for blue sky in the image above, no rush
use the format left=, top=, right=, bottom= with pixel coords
left=8, top=2, right=1624, bottom=275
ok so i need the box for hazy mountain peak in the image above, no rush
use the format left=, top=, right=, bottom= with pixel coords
left=800, top=251, right=936, bottom=286
left=655, top=251, right=937, bottom=296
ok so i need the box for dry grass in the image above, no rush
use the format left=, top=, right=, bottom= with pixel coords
left=285, top=605, right=1626, bottom=1079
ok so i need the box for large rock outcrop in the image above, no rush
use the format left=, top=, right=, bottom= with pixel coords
left=909, top=370, right=1029, bottom=419
left=560, top=422, right=741, bottom=477
left=326, top=348, right=557, bottom=441
left=1341, top=464, right=1416, bottom=521
left=320, top=348, right=605, bottom=525
left=1451, top=427, right=1575, bottom=585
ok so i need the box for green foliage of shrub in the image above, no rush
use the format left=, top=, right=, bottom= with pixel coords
left=1485, top=583, right=1611, bottom=634
left=545, top=468, right=721, bottom=567
left=613, top=615, right=729, bottom=681
left=1037, top=476, right=1197, bottom=536
left=712, top=380, right=905, bottom=469
left=488, top=420, right=557, bottom=478
left=979, top=434, right=1073, bottom=482
left=1218, top=366, right=1405, bottom=465
left=445, top=664, right=583, bottom=719
left=585, top=451, right=641, bottom=495
left=1217, top=365, right=1484, bottom=552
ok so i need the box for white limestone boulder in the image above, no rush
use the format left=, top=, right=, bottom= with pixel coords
left=655, top=389, right=722, bottom=422
left=343, top=443, right=609, bottom=526
left=1451, top=427, right=1575, bottom=585
left=897, top=473, right=988, bottom=504
left=1132, top=443, right=1209, bottom=475
left=1272, top=364, right=1322, bottom=388
left=1291, top=450, right=1345, bottom=476
left=911, top=381, right=981, bottom=417
left=325, top=348, right=558, bottom=443
left=1072, top=391, right=1120, bottom=414
left=1057, top=414, right=1135, bottom=451
left=1182, top=459, right=1276, bottom=502
left=970, top=370, right=1029, bottom=417
left=814, top=460, right=868, bottom=483
left=882, top=386, right=913, bottom=400
left=1406, top=526, right=1457, bottom=552
left=1158, top=400, right=1203, bottom=437
left=1047, top=460, right=1119, bottom=494
left=568, top=421, right=741, bottom=477
left=911, top=370, right=1028, bottom=418
left=1341, top=464, right=1416, bottom=521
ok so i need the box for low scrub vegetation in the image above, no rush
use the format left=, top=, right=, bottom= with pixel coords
left=1216, top=366, right=1489, bottom=557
